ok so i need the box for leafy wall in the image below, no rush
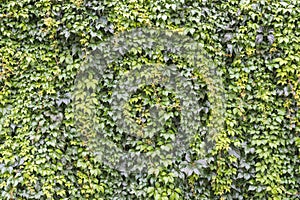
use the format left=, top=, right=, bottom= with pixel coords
left=0, top=0, right=299, bottom=199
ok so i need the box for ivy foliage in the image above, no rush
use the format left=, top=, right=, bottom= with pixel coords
left=0, top=0, right=299, bottom=199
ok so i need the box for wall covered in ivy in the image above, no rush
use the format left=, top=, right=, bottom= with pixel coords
left=0, top=0, right=299, bottom=199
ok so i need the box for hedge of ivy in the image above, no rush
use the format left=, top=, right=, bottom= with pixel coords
left=0, top=0, right=299, bottom=199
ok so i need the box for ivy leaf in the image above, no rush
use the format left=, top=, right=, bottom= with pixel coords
left=267, top=34, right=274, bottom=45
left=255, top=34, right=263, bottom=44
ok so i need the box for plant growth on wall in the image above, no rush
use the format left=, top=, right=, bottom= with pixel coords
left=0, top=0, right=299, bottom=199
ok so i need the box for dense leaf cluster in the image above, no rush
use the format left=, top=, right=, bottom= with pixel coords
left=0, top=0, right=299, bottom=199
